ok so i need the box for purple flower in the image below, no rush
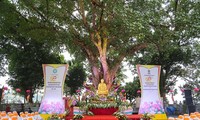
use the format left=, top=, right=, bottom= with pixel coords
left=121, top=89, right=125, bottom=93
left=3, top=87, right=8, bottom=90
left=72, top=100, right=77, bottom=106
left=114, top=88, right=118, bottom=92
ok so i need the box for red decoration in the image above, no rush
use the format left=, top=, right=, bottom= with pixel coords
left=3, top=87, right=8, bottom=91
left=16, top=88, right=21, bottom=93
left=76, top=89, right=81, bottom=93
left=62, top=96, right=67, bottom=100
left=26, top=90, right=31, bottom=93
left=169, top=89, right=173, bottom=93
left=194, top=88, right=199, bottom=92
left=89, top=107, right=118, bottom=115
left=137, top=90, right=141, bottom=94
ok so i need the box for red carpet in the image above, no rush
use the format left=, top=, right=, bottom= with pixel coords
left=66, top=115, right=141, bottom=120
left=82, top=115, right=117, bottom=120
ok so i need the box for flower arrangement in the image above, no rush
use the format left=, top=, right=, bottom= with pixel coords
left=73, top=114, right=83, bottom=120
left=113, top=112, right=127, bottom=120
left=87, top=101, right=118, bottom=109
left=87, top=111, right=94, bottom=116
left=66, top=96, right=78, bottom=107
left=47, top=114, right=63, bottom=120
left=141, top=113, right=155, bottom=120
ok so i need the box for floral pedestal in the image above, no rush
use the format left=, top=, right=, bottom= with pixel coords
left=89, top=107, right=118, bottom=115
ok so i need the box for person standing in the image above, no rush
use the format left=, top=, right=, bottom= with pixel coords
left=6, top=104, right=11, bottom=113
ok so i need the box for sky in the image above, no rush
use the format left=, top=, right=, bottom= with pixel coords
left=0, top=51, right=185, bottom=104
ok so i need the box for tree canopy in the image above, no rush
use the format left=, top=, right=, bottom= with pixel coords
left=124, top=78, right=140, bottom=103
left=7, top=39, right=64, bottom=103
left=65, top=61, right=86, bottom=95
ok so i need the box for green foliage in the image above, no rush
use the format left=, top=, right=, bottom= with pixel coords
left=7, top=39, right=63, bottom=102
left=0, top=51, right=7, bottom=77
left=179, top=41, right=200, bottom=103
left=65, top=62, right=86, bottom=95
left=127, top=0, right=200, bottom=97
left=87, top=101, right=118, bottom=109
left=124, top=78, right=141, bottom=102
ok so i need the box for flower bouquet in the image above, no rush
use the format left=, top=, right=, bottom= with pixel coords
left=141, top=113, right=155, bottom=120
left=47, top=114, right=64, bottom=120
left=73, top=114, right=84, bottom=120
left=113, top=112, right=127, bottom=120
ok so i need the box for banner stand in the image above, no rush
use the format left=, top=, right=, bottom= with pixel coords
left=38, top=64, right=68, bottom=114
left=137, top=65, right=167, bottom=120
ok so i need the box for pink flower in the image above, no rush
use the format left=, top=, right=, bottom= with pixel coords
left=169, top=89, right=173, bottom=93
left=137, top=90, right=141, bottom=94
left=180, top=89, right=184, bottom=92
left=121, top=89, right=125, bottom=93
left=194, top=88, right=199, bottom=92
left=114, top=88, right=118, bottom=92
left=62, top=97, right=67, bottom=100
left=76, top=89, right=81, bottom=93
left=72, top=100, right=77, bottom=106
left=16, top=88, right=21, bottom=93
left=3, top=87, right=8, bottom=90
left=26, top=90, right=31, bottom=93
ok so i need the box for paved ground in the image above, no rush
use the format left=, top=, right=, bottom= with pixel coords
left=167, top=115, right=179, bottom=118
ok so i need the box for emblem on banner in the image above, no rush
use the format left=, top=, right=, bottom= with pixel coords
left=50, top=75, right=57, bottom=82
left=53, top=69, right=57, bottom=73
left=145, top=76, right=154, bottom=86
left=145, top=76, right=152, bottom=82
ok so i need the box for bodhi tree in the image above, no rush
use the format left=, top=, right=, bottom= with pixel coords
left=1, top=0, right=150, bottom=90
left=1, top=0, right=199, bottom=94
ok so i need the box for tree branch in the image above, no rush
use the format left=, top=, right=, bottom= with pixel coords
left=111, top=43, right=147, bottom=76
left=22, top=0, right=47, bottom=21
left=78, top=0, right=89, bottom=30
